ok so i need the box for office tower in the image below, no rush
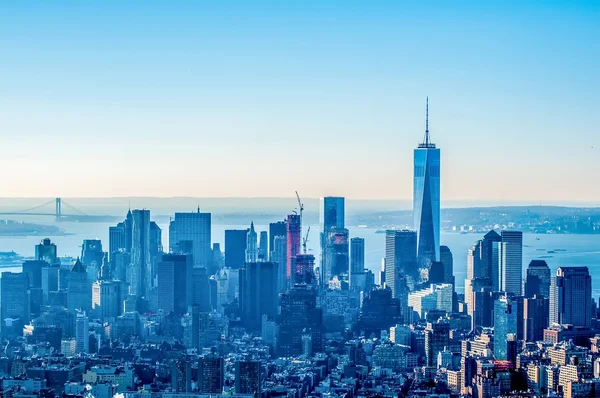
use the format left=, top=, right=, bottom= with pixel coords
left=322, top=228, right=349, bottom=283
left=171, top=359, right=192, bottom=392
left=499, top=231, right=523, bottom=295
left=67, top=259, right=91, bottom=313
left=268, top=221, right=287, bottom=258
left=112, top=251, right=130, bottom=282
left=22, top=260, right=45, bottom=289
left=81, top=239, right=104, bottom=284
left=471, top=286, right=495, bottom=330
left=350, top=237, right=365, bottom=285
left=480, top=230, right=501, bottom=281
left=191, top=267, right=211, bottom=311
left=425, top=320, right=450, bottom=366
left=428, top=261, right=445, bottom=284
left=168, top=209, right=211, bottom=267
left=1, top=272, right=30, bottom=335
left=92, top=280, right=127, bottom=321
left=272, top=235, right=288, bottom=293
left=235, top=361, right=261, bottom=395
left=245, top=222, right=258, bottom=263
left=75, top=311, right=89, bottom=354
left=440, top=245, right=454, bottom=286
left=384, top=230, right=418, bottom=298
left=294, top=254, right=315, bottom=284
left=467, top=241, right=483, bottom=280
left=494, top=297, right=517, bottom=360
left=523, top=295, right=549, bottom=342
left=258, top=231, right=268, bottom=261
left=408, top=283, right=453, bottom=318
left=239, top=262, right=278, bottom=331
left=322, top=196, right=345, bottom=229
left=35, top=238, right=57, bottom=264
left=41, top=264, right=60, bottom=302
left=198, top=354, right=224, bottom=394
left=211, top=243, right=224, bottom=272
left=149, top=221, right=163, bottom=283
left=524, top=260, right=551, bottom=298
left=549, top=267, right=592, bottom=327
left=413, top=99, right=440, bottom=267
left=279, top=285, right=323, bottom=357
left=286, top=214, right=301, bottom=283
left=357, top=287, right=402, bottom=336
left=131, top=209, right=151, bottom=297
left=157, top=254, right=193, bottom=315
left=224, top=229, right=248, bottom=269
left=108, top=222, right=127, bottom=263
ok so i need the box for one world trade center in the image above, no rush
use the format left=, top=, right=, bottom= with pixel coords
left=413, top=97, right=440, bottom=268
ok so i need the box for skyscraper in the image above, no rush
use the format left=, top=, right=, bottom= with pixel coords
left=239, top=262, right=278, bottom=331
left=67, top=259, right=91, bottom=313
left=481, top=230, right=502, bottom=289
left=294, top=254, right=315, bottom=284
left=81, top=239, right=104, bottom=284
left=108, top=223, right=127, bottom=263
left=286, top=214, right=301, bottom=283
left=499, top=231, right=523, bottom=295
left=322, top=228, right=349, bottom=284
left=245, top=222, right=258, bottom=263
left=258, top=231, right=268, bottom=261
left=279, top=285, right=323, bottom=357
left=413, top=98, right=440, bottom=267
left=439, top=245, right=454, bottom=286
left=235, top=361, right=262, bottom=395
left=224, top=229, right=248, bottom=269
left=494, top=297, right=517, bottom=360
left=524, top=260, right=551, bottom=298
left=384, top=230, right=417, bottom=298
left=75, top=311, right=89, bottom=354
left=1, top=272, right=30, bottom=336
left=322, top=197, right=345, bottom=230
left=272, top=235, right=288, bottom=293
left=131, top=209, right=151, bottom=297
left=523, top=295, right=549, bottom=342
left=350, top=237, right=365, bottom=289
left=268, top=221, right=287, bottom=258
left=168, top=209, right=211, bottom=267
left=425, top=320, right=450, bottom=366
left=157, top=254, right=193, bottom=315
left=198, top=354, right=224, bottom=394
left=35, top=238, right=57, bottom=264
left=550, top=267, right=592, bottom=327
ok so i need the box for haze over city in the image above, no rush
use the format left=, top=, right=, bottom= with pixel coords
left=1, top=1, right=599, bottom=201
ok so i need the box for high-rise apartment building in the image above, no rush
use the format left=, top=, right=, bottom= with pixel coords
left=350, top=237, right=365, bottom=289
left=198, top=354, right=224, bottom=394
left=322, top=228, right=349, bottom=283
left=499, top=231, right=523, bottom=295
left=413, top=99, right=440, bottom=267
left=168, top=209, right=211, bottom=267
left=384, top=230, right=417, bottom=298
left=272, top=235, right=288, bottom=293
left=75, top=311, right=89, bottom=354
left=235, top=361, right=261, bottom=395
left=550, top=267, right=592, bottom=327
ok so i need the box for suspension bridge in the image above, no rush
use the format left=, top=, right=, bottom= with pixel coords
left=0, top=198, right=118, bottom=222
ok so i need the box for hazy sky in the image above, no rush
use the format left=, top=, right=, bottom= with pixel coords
left=1, top=1, right=598, bottom=202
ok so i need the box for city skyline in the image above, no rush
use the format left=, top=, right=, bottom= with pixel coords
left=1, top=2, right=598, bottom=200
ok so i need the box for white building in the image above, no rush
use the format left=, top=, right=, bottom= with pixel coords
left=408, top=283, right=453, bottom=318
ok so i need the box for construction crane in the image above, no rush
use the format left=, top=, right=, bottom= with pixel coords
left=302, top=226, right=311, bottom=254
left=295, top=190, right=304, bottom=226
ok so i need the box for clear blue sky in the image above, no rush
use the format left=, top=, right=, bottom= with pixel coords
left=1, top=1, right=598, bottom=203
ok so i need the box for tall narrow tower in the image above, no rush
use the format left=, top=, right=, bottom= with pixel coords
left=413, top=97, right=441, bottom=268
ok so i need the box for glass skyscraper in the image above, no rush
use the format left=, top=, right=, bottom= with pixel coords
left=413, top=98, right=440, bottom=267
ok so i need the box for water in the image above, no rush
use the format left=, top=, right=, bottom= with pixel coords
left=1, top=221, right=599, bottom=295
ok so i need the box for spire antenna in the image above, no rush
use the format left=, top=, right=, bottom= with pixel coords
left=425, top=96, right=429, bottom=146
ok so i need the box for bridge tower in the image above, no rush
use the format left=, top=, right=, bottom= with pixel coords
left=55, top=198, right=62, bottom=221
